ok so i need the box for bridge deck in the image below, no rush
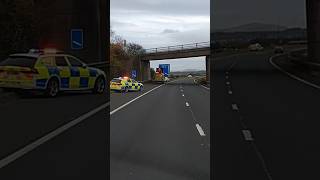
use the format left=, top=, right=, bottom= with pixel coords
left=141, top=42, right=210, bottom=61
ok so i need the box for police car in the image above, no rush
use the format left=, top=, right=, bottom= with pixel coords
left=110, top=77, right=143, bottom=92
left=0, top=49, right=106, bottom=97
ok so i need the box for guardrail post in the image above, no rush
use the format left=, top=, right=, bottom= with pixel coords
left=196, top=43, right=198, bottom=48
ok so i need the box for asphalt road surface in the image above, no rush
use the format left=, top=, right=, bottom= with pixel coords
left=110, top=83, right=160, bottom=112
left=213, top=51, right=320, bottom=179
left=110, top=78, right=210, bottom=180
left=0, top=91, right=108, bottom=180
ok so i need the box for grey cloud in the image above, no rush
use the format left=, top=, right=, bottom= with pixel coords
left=111, top=0, right=209, bottom=16
left=167, top=29, right=209, bottom=44
left=162, top=29, right=180, bottom=34
left=111, top=0, right=209, bottom=71
left=111, top=20, right=138, bottom=28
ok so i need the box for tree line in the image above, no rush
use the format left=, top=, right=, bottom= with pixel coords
left=0, top=0, right=38, bottom=60
left=110, top=29, right=145, bottom=79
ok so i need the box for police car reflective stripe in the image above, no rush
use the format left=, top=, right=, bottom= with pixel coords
left=128, top=83, right=141, bottom=90
left=35, top=66, right=99, bottom=89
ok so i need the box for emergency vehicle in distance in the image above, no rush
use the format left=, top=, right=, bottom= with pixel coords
left=110, top=77, right=143, bottom=93
left=153, top=64, right=170, bottom=83
left=0, top=49, right=106, bottom=97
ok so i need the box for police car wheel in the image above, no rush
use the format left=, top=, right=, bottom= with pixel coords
left=45, top=79, right=59, bottom=97
left=93, top=77, right=106, bottom=94
left=123, top=87, right=128, bottom=93
left=139, top=86, right=143, bottom=91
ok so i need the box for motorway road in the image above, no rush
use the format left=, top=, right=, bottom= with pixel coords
left=0, top=91, right=108, bottom=179
left=213, top=51, right=320, bottom=179
left=110, top=78, right=210, bottom=180
left=110, top=83, right=161, bottom=112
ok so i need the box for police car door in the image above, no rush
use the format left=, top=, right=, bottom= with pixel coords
left=132, top=79, right=138, bottom=90
left=66, top=56, right=89, bottom=89
left=54, top=56, right=70, bottom=90
left=127, top=79, right=133, bottom=90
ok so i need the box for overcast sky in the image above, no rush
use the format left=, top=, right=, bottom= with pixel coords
left=111, top=0, right=306, bottom=71
left=111, top=0, right=210, bottom=71
left=213, top=0, right=306, bottom=29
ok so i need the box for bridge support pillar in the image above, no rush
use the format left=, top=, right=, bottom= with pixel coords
left=206, top=56, right=211, bottom=82
left=141, top=60, right=151, bottom=81
left=307, top=0, right=320, bottom=63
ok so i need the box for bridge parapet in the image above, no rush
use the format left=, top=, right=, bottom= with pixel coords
left=141, top=42, right=210, bottom=61
left=144, top=42, right=210, bottom=54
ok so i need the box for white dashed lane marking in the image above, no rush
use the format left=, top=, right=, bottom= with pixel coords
left=180, top=83, right=207, bottom=138
left=196, top=124, right=206, bottom=136
left=242, top=130, right=254, bottom=141
left=231, top=104, right=239, bottom=111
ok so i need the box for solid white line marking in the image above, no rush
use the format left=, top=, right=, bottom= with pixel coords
left=242, top=130, right=254, bottom=141
left=0, top=102, right=110, bottom=169
left=201, top=84, right=210, bottom=90
left=182, top=94, right=185, bottom=97
left=186, top=102, right=190, bottom=107
left=110, top=84, right=165, bottom=115
left=226, top=76, right=229, bottom=79
left=269, top=55, right=320, bottom=90
left=228, top=90, right=233, bottom=95
left=193, top=78, right=210, bottom=90
left=196, top=124, right=206, bottom=136
left=226, top=81, right=230, bottom=85
left=232, top=104, right=239, bottom=110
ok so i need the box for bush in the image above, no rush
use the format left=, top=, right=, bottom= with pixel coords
left=196, top=77, right=207, bottom=85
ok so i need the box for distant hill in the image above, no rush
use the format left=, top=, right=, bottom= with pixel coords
left=171, top=69, right=206, bottom=76
left=215, top=23, right=288, bottom=33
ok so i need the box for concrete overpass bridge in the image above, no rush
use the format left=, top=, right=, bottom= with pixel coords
left=137, top=42, right=211, bottom=81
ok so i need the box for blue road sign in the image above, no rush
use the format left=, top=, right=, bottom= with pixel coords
left=71, top=29, right=83, bottom=50
left=159, top=64, right=170, bottom=77
left=131, top=70, right=137, bottom=78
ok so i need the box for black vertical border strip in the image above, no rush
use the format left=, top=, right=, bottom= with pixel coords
left=210, top=0, right=213, bottom=179
left=100, top=0, right=110, bottom=179
left=97, top=0, right=110, bottom=179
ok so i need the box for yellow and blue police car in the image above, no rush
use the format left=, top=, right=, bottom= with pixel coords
left=0, top=49, right=106, bottom=97
left=110, top=77, right=143, bottom=92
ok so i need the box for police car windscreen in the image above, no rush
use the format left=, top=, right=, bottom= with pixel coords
left=111, top=79, right=121, bottom=83
left=0, top=56, right=37, bottom=68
